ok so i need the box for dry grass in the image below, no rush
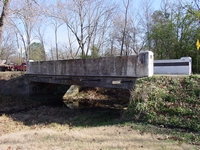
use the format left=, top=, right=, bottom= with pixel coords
left=0, top=71, right=23, bottom=80
left=0, top=122, right=196, bottom=150
left=0, top=105, right=199, bottom=150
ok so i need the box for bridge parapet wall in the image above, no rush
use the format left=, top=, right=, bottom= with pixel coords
left=26, top=51, right=153, bottom=89
left=27, top=51, right=154, bottom=77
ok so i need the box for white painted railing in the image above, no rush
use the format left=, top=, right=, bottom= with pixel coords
left=154, top=57, right=192, bottom=75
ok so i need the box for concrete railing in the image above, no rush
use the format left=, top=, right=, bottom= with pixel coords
left=27, top=51, right=154, bottom=77
left=154, top=57, right=192, bottom=75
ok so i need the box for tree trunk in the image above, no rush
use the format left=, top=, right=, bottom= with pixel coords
left=0, top=0, right=10, bottom=45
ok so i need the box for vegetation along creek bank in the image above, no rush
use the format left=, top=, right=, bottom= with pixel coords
left=0, top=72, right=199, bottom=149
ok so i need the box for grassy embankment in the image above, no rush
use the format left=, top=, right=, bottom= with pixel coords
left=124, top=75, right=200, bottom=143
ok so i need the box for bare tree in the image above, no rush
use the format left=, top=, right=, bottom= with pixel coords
left=0, top=0, right=10, bottom=45
left=90, top=4, right=116, bottom=56
left=48, top=18, right=63, bottom=60
left=111, top=0, right=143, bottom=56
left=8, top=0, right=40, bottom=61
left=0, top=30, right=17, bottom=62
left=65, top=26, right=79, bottom=59
left=111, top=1, right=140, bottom=56
left=48, top=42, right=55, bottom=60
left=50, top=0, right=117, bottom=57
left=34, top=23, right=46, bottom=60
left=111, top=14, right=126, bottom=55
left=137, top=0, right=154, bottom=53
left=120, top=0, right=131, bottom=56
left=32, top=0, right=117, bottom=57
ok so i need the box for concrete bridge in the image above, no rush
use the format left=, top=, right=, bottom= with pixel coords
left=26, top=51, right=154, bottom=91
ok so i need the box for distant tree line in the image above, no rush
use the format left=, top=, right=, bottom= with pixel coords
left=0, top=0, right=200, bottom=72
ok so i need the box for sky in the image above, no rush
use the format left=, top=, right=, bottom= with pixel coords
left=52, top=0, right=192, bottom=43
left=33, top=0, right=194, bottom=54
left=47, top=0, right=163, bottom=44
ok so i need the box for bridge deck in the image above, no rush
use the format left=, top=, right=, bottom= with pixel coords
left=26, top=74, right=138, bottom=89
left=26, top=51, right=153, bottom=89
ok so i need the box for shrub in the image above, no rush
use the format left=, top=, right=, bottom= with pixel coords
left=125, top=75, right=200, bottom=132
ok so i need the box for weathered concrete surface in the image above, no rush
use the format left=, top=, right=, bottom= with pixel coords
left=27, top=51, right=154, bottom=77
left=27, top=75, right=138, bottom=89
left=26, top=51, right=153, bottom=89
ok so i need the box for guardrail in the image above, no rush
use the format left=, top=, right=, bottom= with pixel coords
left=154, top=57, right=192, bottom=75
